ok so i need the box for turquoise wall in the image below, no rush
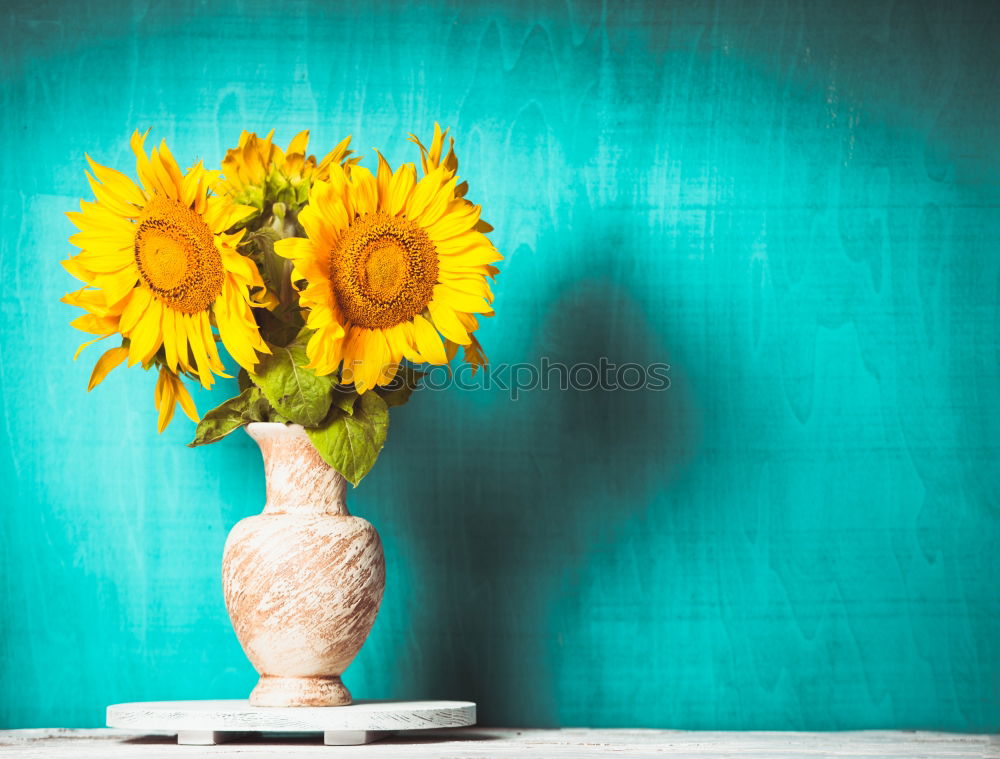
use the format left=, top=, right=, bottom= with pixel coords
left=2, top=0, right=998, bottom=731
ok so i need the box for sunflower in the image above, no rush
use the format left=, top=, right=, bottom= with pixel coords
left=63, top=130, right=270, bottom=429
left=274, top=125, right=501, bottom=392
left=217, top=130, right=358, bottom=220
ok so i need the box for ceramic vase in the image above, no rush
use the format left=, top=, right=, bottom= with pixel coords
left=222, top=422, right=385, bottom=707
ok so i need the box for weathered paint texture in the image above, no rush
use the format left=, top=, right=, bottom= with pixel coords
left=224, top=424, right=385, bottom=707
left=1, top=0, right=999, bottom=732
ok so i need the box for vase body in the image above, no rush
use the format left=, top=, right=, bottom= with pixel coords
left=222, top=422, right=385, bottom=707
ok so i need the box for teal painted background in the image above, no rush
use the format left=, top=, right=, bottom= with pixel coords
left=1, top=0, right=998, bottom=732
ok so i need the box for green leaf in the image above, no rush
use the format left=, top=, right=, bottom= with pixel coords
left=376, top=365, right=423, bottom=408
left=237, top=368, right=252, bottom=393
left=331, top=384, right=359, bottom=415
left=255, top=305, right=305, bottom=348
left=250, top=343, right=333, bottom=426
left=306, top=393, right=389, bottom=486
left=188, top=387, right=270, bottom=447
left=242, top=229, right=286, bottom=296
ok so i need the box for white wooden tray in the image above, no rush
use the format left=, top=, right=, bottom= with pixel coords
left=106, top=699, right=476, bottom=745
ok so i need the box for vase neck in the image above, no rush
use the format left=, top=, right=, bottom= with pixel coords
left=247, top=423, right=349, bottom=516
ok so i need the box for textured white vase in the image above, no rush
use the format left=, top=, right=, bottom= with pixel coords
left=222, top=422, right=386, bottom=707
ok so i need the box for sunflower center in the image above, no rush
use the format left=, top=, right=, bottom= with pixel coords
left=329, top=212, right=438, bottom=329
left=134, top=194, right=224, bottom=314
left=361, top=239, right=408, bottom=301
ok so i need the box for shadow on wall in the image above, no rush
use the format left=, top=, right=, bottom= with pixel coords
left=382, top=230, right=701, bottom=725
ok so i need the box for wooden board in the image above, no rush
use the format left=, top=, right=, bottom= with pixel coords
left=105, top=700, right=475, bottom=745
left=1, top=728, right=997, bottom=757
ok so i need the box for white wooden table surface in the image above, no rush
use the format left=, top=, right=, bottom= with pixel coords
left=0, top=728, right=996, bottom=758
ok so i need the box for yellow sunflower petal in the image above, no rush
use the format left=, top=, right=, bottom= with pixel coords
left=409, top=123, right=448, bottom=175
left=203, top=195, right=254, bottom=232
left=85, top=156, right=147, bottom=209
left=339, top=327, right=363, bottom=386
left=222, top=246, right=263, bottom=286
left=119, top=287, right=153, bottom=334
left=426, top=123, right=446, bottom=171
left=172, top=312, right=192, bottom=374
left=432, top=283, right=491, bottom=314
left=378, top=354, right=400, bottom=386
left=274, top=236, right=316, bottom=262
left=88, top=345, right=130, bottom=391
left=387, top=163, right=417, bottom=216
left=412, top=314, right=448, bottom=364
left=455, top=311, right=479, bottom=332
left=305, top=324, right=343, bottom=376
left=180, top=161, right=205, bottom=208
left=358, top=329, right=388, bottom=392
left=73, top=334, right=112, bottom=360
left=154, top=140, right=185, bottom=197
left=92, top=265, right=139, bottom=307
left=374, top=150, right=393, bottom=212
left=85, top=171, right=140, bottom=219
left=63, top=286, right=111, bottom=316
left=213, top=282, right=264, bottom=371
left=128, top=296, right=163, bottom=366
left=298, top=203, right=339, bottom=251
left=155, top=368, right=176, bottom=433
left=287, top=130, right=310, bottom=157
left=464, top=334, right=488, bottom=371
left=199, top=310, right=226, bottom=373
left=436, top=244, right=503, bottom=267
left=426, top=201, right=481, bottom=240
left=316, top=135, right=355, bottom=178
left=67, top=245, right=134, bottom=274
left=131, top=129, right=167, bottom=197
left=185, top=311, right=215, bottom=387
left=428, top=300, right=471, bottom=345
left=62, top=255, right=94, bottom=282
left=349, top=166, right=378, bottom=217
left=438, top=272, right=494, bottom=301
left=396, top=321, right=425, bottom=364
left=70, top=313, right=118, bottom=335
left=161, top=306, right=180, bottom=371
left=404, top=166, right=449, bottom=220
left=67, top=201, right=134, bottom=233
left=412, top=176, right=457, bottom=226
left=173, top=374, right=199, bottom=423
left=383, top=324, right=409, bottom=364
left=149, top=149, right=178, bottom=201
left=312, top=178, right=351, bottom=233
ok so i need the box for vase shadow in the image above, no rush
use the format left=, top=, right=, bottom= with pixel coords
left=366, top=251, right=701, bottom=725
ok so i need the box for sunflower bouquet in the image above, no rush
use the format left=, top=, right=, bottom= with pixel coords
left=63, top=126, right=500, bottom=484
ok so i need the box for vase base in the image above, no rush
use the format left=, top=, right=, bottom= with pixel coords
left=249, top=675, right=351, bottom=707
